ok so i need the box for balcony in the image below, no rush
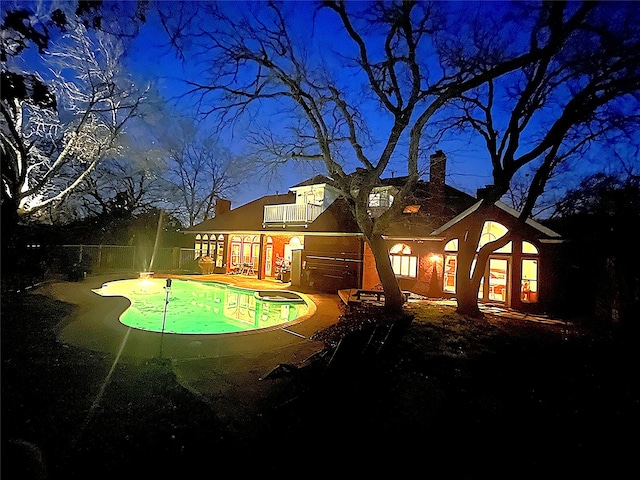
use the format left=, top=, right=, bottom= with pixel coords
left=263, top=203, right=323, bottom=227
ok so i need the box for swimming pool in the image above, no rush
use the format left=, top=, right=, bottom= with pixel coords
left=93, top=278, right=309, bottom=334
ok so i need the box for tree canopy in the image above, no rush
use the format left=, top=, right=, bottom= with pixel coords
left=158, top=0, right=640, bottom=314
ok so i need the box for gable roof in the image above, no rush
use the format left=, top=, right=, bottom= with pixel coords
left=430, top=200, right=562, bottom=239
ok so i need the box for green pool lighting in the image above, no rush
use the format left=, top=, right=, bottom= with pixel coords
left=93, top=278, right=309, bottom=335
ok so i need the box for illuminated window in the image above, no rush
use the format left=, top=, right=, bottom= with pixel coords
left=523, top=241, right=539, bottom=254
left=306, top=192, right=316, bottom=204
left=444, top=239, right=458, bottom=252
left=479, top=221, right=511, bottom=253
left=389, top=243, right=417, bottom=278
left=289, top=236, right=303, bottom=250
left=403, top=205, right=420, bottom=213
left=390, top=243, right=412, bottom=255
left=521, top=259, right=538, bottom=303
left=194, top=234, right=203, bottom=259
left=250, top=236, right=260, bottom=268
left=202, top=234, right=210, bottom=256
left=368, top=191, right=394, bottom=208
left=443, top=255, right=457, bottom=292
left=265, top=237, right=273, bottom=276
left=230, top=235, right=242, bottom=267
left=215, top=234, right=225, bottom=268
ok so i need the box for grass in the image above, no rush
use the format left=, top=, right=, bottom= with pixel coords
left=2, top=287, right=639, bottom=478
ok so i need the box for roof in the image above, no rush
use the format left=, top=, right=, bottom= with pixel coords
left=184, top=174, right=477, bottom=237
left=290, top=174, right=336, bottom=189
left=431, top=200, right=562, bottom=239
left=382, top=183, right=477, bottom=237
left=182, top=192, right=295, bottom=233
left=305, top=197, right=361, bottom=233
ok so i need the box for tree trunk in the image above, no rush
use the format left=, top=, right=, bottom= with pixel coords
left=454, top=210, right=515, bottom=319
left=368, top=233, right=405, bottom=314
left=456, top=279, right=483, bottom=318
left=455, top=221, right=484, bottom=318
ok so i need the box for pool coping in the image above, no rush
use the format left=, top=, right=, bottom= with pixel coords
left=92, top=277, right=316, bottom=336
left=41, top=273, right=340, bottom=364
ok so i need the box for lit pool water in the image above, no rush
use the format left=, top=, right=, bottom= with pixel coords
left=93, top=278, right=309, bottom=334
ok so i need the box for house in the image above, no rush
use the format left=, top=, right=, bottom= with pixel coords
left=182, top=151, right=562, bottom=312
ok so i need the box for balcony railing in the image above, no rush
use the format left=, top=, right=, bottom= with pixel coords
left=263, top=203, right=323, bottom=226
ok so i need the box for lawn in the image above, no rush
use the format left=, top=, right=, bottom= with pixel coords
left=2, top=287, right=639, bottom=478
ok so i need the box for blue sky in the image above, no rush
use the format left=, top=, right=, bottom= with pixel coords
left=122, top=3, right=497, bottom=208
left=10, top=0, right=634, bottom=214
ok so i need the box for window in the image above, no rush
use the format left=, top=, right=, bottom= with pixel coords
left=215, top=234, right=224, bottom=268
left=368, top=191, right=394, bottom=208
left=403, top=205, right=420, bottom=213
left=443, top=239, right=459, bottom=292
left=444, top=239, right=458, bottom=252
left=306, top=192, right=316, bottom=204
left=523, top=241, right=539, bottom=254
left=289, top=236, right=303, bottom=250
left=230, top=235, right=242, bottom=267
left=194, top=234, right=203, bottom=259
left=479, top=221, right=512, bottom=253
left=443, top=255, right=457, bottom=292
left=389, top=243, right=418, bottom=278
left=521, top=259, right=538, bottom=303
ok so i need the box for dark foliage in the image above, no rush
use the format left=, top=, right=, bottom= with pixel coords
left=548, top=174, right=640, bottom=328
left=3, top=286, right=639, bottom=478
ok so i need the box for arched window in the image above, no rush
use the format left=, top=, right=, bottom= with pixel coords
left=194, top=234, right=203, bottom=259
left=214, top=234, right=225, bottom=268
left=479, top=221, right=512, bottom=253
left=250, top=235, right=260, bottom=268
left=289, top=236, right=303, bottom=250
left=523, top=241, right=539, bottom=254
left=389, top=243, right=417, bottom=278
left=265, top=237, right=274, bottom=276
left=444, top=239, right=458, bottom=252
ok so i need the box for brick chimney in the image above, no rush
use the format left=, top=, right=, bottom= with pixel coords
left=215, top=198, right=231, bottom=216
left=430, top=150, right=446, bottom=208
left=476, top=185, right=496, bottom=202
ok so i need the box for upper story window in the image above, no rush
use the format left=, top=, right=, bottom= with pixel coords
left=294, top=185, right=324, bottom=205
left=368, top=191, right=394, bottom=208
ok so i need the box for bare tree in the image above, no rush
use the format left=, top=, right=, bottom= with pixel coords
left=159, top=0, right=573, bottom=313
left=164, top=134, right=245, bottom=227
left=444, top=1, right=640, bottom=316
left=1, top=16, right=147, bottom=223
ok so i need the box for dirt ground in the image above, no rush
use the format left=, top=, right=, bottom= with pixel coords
left=2, top=287, right=639, bottom=479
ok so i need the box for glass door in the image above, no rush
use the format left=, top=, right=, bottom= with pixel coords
left=488, top=258, right=508, bottom=302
